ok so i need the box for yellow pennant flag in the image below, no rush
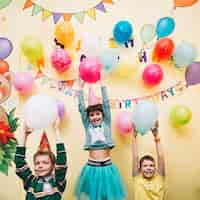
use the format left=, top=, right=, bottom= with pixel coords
left=42, top=9, right=52, bottom=20
left=87, top=8, right=96, bottom=20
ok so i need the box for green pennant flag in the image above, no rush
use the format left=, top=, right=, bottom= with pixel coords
left=31, top=4, right=42, bottom=16
left=74, top=12, right=85, bottom=24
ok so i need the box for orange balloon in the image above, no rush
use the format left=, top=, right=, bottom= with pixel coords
left=0, top=59, right=9, bottom=74
left=174, top=0, right=198, bottom=7
left=55, top=21, right=75, bottom=49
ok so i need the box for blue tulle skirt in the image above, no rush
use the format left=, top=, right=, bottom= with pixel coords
left=75, top=159, right=127, bottom=200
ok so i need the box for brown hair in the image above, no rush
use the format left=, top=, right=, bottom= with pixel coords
left=86, top=104, right=104, bottom=117
left=139, top=155, right=155, bottom=169
left=33, top=151, right=56, bottom=166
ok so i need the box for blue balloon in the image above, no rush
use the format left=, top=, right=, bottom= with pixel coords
left=113, top=20, right=133, bottom=43
left=99, top=49, right=120, bottom=73
left=156, top=17, right=175, bottom=39
left=173, top=42, right=197, bottom=67
left=133, top=100, right=158, bottom=135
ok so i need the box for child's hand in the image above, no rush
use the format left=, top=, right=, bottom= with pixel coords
left=53, top=117, right=61, bottom=131
left=23, top=123, right=33, bottom=136
left=151, top=120, right=159, bottom=137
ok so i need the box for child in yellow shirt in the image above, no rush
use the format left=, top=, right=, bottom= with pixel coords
left=132, top=121, right=166, bottom=200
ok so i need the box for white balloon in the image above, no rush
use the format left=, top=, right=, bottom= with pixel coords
left=23, top=94, right=57, bottom=129
left=81, top=33, right=102, bottom=57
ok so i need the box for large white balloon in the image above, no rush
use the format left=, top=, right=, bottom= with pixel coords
left=23, top=94, right=57, bottom=129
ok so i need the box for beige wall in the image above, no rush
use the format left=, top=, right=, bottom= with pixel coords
left=0, top=0, right=200, bottom=199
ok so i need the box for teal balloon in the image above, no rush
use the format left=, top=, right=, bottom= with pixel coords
left=0, top=0, right=12, bottom=9
left=173, top=42, right=197, bottom=67
left=156, top=17, right=175, bottom=39
left=133, top=100, right=158, bottom=135
left=99, top=49, right=120, bottom=73
left=140, top=24, right=156, bottom=44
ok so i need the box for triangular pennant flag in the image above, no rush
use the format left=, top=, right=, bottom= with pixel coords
left=32, top=4, right=42, bottom=16
left=95, top=2, right=106, bottom=12
left=42, top=9, right=52, bottom=20
left=74, top=12, right=85, bottom=24
left=102, top=0, right=113, bottom=4
left=87, top=8, right=96, bottom=20
left=66, top=80, right=75, bottom=87
left=63, top=13, right=72, bottom=21
left=23, top=0, right=33, bottom=10
left=38, top=131, right=51, bottom=152
left=53, top=13, right=62, bottom=24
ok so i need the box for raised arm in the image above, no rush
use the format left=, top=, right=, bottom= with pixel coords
left=53, top=118, right=68, bottom=193
left=77, top=79, right=89, bottom=127
left=14, top=124, right=34, bottom=190
left=100, top=80, right=111, bottom=124
left=151, top=121, right=165, bottom=177
left=132, top=128, right=140, bottom=177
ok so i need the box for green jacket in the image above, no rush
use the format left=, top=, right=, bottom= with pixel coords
left=14, top=143, right=67, bottom=200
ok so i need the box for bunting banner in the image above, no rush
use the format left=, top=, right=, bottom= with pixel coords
left=37, top=74, right=187, bottom=109
left=23, top=0, right=115, bottom=24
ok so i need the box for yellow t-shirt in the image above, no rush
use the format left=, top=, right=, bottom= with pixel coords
left=133, top=173, right=165, bottom=200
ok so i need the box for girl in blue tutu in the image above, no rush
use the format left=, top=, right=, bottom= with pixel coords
left=75, top=79, right=127, bottom=200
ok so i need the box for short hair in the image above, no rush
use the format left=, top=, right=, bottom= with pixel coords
left=33, top=151, right=56, bottom=166
left=139, top=155, right=155, bottom=169
left=86, top=104, right=104, bottom=117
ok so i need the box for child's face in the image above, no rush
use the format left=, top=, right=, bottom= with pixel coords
left=89, top=110, right=103, bottom=126
left=140, top=159, right=156, bottom=179
left=34, top=154, right=54, bottom=177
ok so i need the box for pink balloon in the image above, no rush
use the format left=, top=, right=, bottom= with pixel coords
left=13, top=72, right=34, bottom=93
left=115, top=111, right=134, bottom=135
left=51, top=48, right=72, bottom=73
left=142, top=64, right=163, bottom=86
left=79, top=57, right=102, bottom=83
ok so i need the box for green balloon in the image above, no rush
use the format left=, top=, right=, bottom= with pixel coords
left=20, top=36, right=43, bottom=63
left=0, top=0, right=12, bottom=10
left=170, top=105, right=192, bottom=126
left=140, top=24, right=156, bottom=44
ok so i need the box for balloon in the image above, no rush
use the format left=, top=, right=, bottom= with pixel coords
left=140, top=24, right=156, bottom=44
left=142, top=64, right=163, bottom=86
left=156, top=17, right=175, bottom=39
left=55, top=21, right=74, bottom=49
left=13, top=72, right=34, bottom=94
left=0, top=74, right=11, bottom=104
left=185, top=62, right=200, bottom=86
left=173, top=42, right=197, bottom=67
left=0, top=0, right=12, bottom=9
left=23, top=94, right=57, bottom=129
left=0, top=37, right=13, bottom=59
left=133, top=100, right=158, bottom=135
left=113, top=20, right=133, bottom=43
left=51, top=48, right=72, bottom=73
left=174, top=0, right=198, bottom=7
left=115, top=111, right=133, bottom=135
left=21, top=36, right=44, bottom=64
left=79, top=57, right=102, bottom=83
left=99, top=49, right=120, bottom=73
left=152, top=38, right=175, bottom=62
left=57, top=101, right=65, bottom=119
left=0, top=59, right=9, bottom=74
left=170, top=105, right=192, bottom=126
left=80, top=33, right=101, bottom=57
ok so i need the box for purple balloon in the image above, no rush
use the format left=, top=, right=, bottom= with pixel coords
left=57, top=101, right=65, bottom=118
left=0, top=37, right=13, bottom=59
left=185, top=62, right=200, bottom=86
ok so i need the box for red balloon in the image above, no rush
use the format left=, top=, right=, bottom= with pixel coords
left=152, top=38, right=174, bottom=62
left=0, top=60, right=9, bottom=74
left=79, top=57, right=102, bottom=83
left=143, top=64, right=163, bottom=86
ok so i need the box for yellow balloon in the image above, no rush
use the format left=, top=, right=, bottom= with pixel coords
left=114, top=62, right=134, bottom=78
left=55, top=21, right=75, bottom=49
